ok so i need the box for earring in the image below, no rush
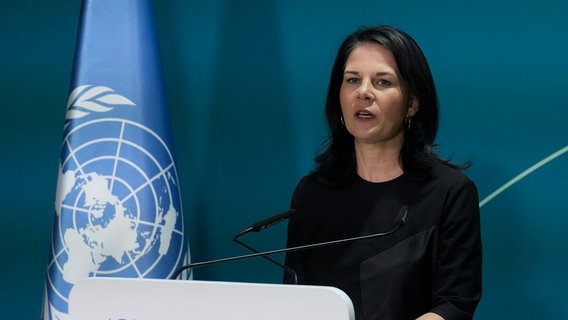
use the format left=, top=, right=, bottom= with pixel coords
left=340, top=115, right=345, bottom=126
left=405, top=117, right=411, bottom=130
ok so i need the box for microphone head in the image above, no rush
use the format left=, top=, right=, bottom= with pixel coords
left=251, top=208, right=296, bottom=232
left=395, top=205, right=408, bottom=226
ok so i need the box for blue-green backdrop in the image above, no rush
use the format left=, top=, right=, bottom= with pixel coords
left=1, top=0, right=567, bottom=318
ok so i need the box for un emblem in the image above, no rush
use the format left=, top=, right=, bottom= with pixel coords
left=46, top=86, right=186, bottom=316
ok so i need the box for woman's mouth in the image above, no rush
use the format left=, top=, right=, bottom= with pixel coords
left=355, top=110, right=374, bottom=119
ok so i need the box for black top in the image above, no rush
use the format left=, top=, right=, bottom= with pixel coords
left=283, top=163, right=482, bottom=320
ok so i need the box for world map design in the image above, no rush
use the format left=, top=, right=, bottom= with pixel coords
left=46, top=117, right=185, bottom=317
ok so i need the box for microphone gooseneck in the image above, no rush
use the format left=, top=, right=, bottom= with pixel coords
left=170, top=205, right=408, bottom=280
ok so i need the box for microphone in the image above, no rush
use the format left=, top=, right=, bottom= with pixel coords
left=170, top=205, right=408, bottom=280
left=234, top=209, right=296, bottom=239
left=395, top=204, right=408, bottom=225
left=233, top=209, right=298, bottom=284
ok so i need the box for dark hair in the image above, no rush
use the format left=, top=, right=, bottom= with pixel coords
left=313, top=25, right=467, bottom=186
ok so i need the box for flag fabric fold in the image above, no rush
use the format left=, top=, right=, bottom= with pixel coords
left=44, top=1, right=189, bottom=318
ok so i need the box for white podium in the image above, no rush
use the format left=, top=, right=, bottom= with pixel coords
left=69, top=277, right=355, bottom=320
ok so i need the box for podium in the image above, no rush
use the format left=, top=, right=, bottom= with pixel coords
left=69, top=277, right=355, bottom=319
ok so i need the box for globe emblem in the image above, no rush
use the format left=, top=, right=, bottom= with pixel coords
left=46, top=117, right=185, bottom=313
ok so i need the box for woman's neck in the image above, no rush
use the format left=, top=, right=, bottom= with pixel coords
left=354, top=141, right=403, bottom=183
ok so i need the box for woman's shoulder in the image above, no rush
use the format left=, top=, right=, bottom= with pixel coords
left=293, top=173, right=326, bottom=193
left=292, top=172, right=349, bottom=199
left=429, top=161, right=476, bottom=188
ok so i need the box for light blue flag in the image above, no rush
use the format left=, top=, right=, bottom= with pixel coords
left=43, top=1, right=189, bottom=318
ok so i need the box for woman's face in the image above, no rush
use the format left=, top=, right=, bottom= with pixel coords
left=339, top=42, right=418, bottom=147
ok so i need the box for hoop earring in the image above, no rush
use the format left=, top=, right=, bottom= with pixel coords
left=405, top=117, right=411, bottom=130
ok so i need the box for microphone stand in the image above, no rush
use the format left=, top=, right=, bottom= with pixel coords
left=233, top=231, right=299, bottom=284
left=170, top=220, right=404, bottom=280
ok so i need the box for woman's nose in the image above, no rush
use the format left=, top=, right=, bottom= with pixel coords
left=357, top=80, right=373, bottom=100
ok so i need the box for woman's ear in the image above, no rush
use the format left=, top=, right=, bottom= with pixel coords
left=407, top=96, right=419, bottom=117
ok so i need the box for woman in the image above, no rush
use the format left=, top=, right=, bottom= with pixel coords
left=283, top=25, right=482, bottom=320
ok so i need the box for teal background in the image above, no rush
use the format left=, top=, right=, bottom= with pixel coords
left=1, top=0, right=567, bottom=318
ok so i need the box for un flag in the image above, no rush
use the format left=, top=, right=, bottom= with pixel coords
left=43, top=1, right=190, bottom=319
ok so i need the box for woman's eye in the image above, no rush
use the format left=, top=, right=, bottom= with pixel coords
left=376, top=79, right=392, bottom=87
left=346, top=77, right=359, bottom=84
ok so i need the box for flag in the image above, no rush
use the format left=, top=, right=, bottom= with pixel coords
left=43, top=1, right=189, bottom=318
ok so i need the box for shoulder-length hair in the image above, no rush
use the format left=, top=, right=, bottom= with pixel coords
left=313, top=25, right=464, bottom=186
